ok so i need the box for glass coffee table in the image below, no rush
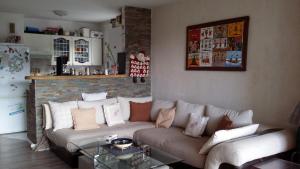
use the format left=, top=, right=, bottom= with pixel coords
left=71, top=139, right=182, bottom=169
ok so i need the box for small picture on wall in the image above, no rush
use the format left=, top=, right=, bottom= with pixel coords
left=186, top=16, right=249, bottom=71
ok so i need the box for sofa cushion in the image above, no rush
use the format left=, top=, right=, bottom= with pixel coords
left=156, top=107, right=176, bottom=128
left=133, top=127, right=209, bottom=168
left=46, top=121, right=155, bottom=152
left=183, top=113, right=209, bottom=137
left=199, top=124, right=259, bottom=154
left=78, top=98, right=118, bottom=124
left=42, top=104, right=52, bottom=130
left=206, top=105, right=253, bottom=135
left=150, top=100, right=175, bottom=121
left=174, top=100, right=205, bottom=128
left=81, top=92, right=107, bottom=101
left=103, top=103, right=125, bottom=127
left=48, top=101, right=78, bottom=131
left=130, top=101, right=152, bottom=122
left=71, top=108, right=99, bottom=131
left=216, top=115, right=233, bottom=131
left=117, top=96, right=152, bottom=121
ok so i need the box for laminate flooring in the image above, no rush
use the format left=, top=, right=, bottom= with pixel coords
left=0, top=132, right=71, bottom=169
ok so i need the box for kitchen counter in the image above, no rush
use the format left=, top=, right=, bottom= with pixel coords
left=25, top=74, right=128, bottom=80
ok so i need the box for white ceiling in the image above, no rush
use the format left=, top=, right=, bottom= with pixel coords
left=0, top=0, right=178, bottom=22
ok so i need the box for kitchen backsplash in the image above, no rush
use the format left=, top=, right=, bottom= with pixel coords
left=30, top=58, right=103, bottom=75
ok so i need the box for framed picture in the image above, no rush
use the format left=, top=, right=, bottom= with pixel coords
left=186, top=16, right=249, bottom=71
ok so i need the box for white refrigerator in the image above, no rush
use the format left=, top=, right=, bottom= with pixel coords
left=0, top=43, right=30, bottom=134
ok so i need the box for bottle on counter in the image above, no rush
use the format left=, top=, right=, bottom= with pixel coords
left=85, top=67, right=90, bottom=75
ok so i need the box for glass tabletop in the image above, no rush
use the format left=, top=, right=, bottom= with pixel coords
left=70, top=138, right=182, bottom=169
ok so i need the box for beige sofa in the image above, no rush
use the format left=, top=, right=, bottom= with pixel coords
left=42, top=98, right=295, bottom=169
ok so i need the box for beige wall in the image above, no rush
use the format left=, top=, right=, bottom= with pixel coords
left=151, top=0, right=300, bottom=127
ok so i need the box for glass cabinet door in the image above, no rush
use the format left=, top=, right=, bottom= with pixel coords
left=73, top=38, right=91, bottom=65
left=52, top=37, right=71, bottom=65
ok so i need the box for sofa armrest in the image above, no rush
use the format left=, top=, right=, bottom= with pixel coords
left=205, top=129, right=296, bottom=169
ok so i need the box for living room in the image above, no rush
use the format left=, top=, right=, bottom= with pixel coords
left=0, top=0, right=299, bottom=169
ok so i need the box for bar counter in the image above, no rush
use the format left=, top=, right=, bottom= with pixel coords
left=25, top=74, right=128, bottom=80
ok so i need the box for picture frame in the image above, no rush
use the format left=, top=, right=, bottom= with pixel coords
left=186, top=16, right=249, bottom=71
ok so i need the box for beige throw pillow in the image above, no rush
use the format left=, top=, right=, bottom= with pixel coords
left=71, top=108, right=99, bottom=130
left=155, top=107, right=176, bottom=128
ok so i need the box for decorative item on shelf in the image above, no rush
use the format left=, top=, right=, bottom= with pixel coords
left=58, top=27, right=64, bottom=35
left=104, top=43, right=118, bottom=75
left=44, top=27, right=59, bottom=35
left=129, top=50, right=150, bottom=83
left=6, top=22, right=21, bottom=43
left=110, top=14, right=122, bottom=28
left=80, top=27, right=90, bottom=37
left=186, top=16, right=249, bottom=71
left=290, top=102, right=300, bottom=162
left=90, top=31, right=103, bottom=39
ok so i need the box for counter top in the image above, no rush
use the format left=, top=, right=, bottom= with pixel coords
left=25, top=74, right=128, bottom=80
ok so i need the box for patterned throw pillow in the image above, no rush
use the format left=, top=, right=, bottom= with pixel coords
left=103, top=103, right=125, bottom=127
left=184, top=113, right=209, bottom=137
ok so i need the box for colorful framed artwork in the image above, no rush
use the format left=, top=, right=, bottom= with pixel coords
left=186, top=16, right=249, bottom=71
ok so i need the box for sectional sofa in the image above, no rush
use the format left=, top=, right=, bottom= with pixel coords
left=42, top=97, right=296, bottom=169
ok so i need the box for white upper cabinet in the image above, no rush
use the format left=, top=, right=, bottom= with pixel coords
left=23, top=33, right=52, bottom=58
left=91, top=38, right=102, bottom=66
left=23, top=33, right=102, bottom=66
left=52, top=36, right=72, bottom=65
left=72, top=37, right=92, bottom=65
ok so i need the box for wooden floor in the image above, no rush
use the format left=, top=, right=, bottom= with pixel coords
left=0, top=133, right=71, bottom=169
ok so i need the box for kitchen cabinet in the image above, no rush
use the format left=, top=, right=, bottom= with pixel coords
left=72, top=37, right=92, bottom=65
left=91, top=38, right=102, bottom=65
left=52, top=36, right=72, bottom=65
left=23, top=33, right=102, bottom=66
left=23, top=33, right=52, bottom=58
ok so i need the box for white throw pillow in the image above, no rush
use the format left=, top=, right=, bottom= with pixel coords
left=42, top=104, right=52, bottom=130
left=78, top=98, right=118, bottom=124
left=199, top=124, right=259, bottom=154
left=103, top=103, right=125, bottom=127
left=48, top=101, right=78, bottom=131
left=81, top=92, right=107, bottom=101
left=117, top=96, right=152, bottom=121
left=184, top=113, right=209, bottom=137
left=205, top=105, right=253, bottom=135
left=174, top=100, right=205, bottom=128
left=151, top=100, right=175, bottom=121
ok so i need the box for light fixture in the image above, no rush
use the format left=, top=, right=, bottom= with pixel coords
left=53, top=10, right=68, bottom=17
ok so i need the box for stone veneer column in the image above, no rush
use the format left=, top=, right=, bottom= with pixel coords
left=124, top=6, right=151, bottom=75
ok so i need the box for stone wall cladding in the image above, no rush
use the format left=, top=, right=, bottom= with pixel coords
left=125, top=6, right=151, bottom=74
